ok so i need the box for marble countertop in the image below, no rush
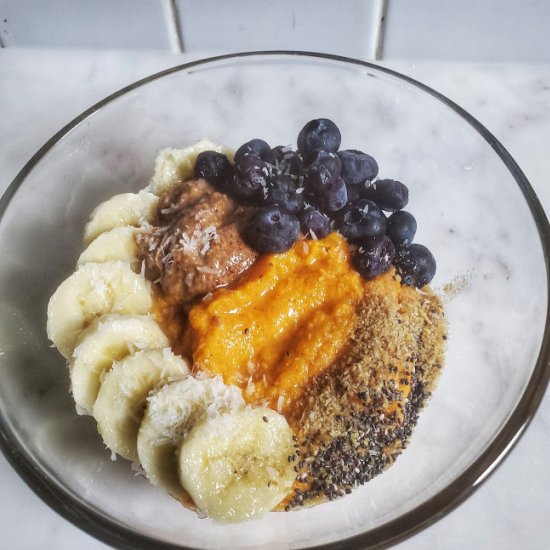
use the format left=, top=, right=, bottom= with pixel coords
left=1, top=49, right=549, bottom=549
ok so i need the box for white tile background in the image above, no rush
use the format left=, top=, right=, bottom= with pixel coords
left=382, top=0, right=550, bottom=62
left=175, top=0, right=380, bottom=59
left=1, top=0, right=549, bottom=61
left=0, top=0, right=171, bottom=50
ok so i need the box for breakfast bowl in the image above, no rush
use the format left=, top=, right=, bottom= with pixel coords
left=0, top=51, right=549, bottom=549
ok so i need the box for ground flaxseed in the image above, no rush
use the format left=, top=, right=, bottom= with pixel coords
left=286, top=275, right=446, bottom=507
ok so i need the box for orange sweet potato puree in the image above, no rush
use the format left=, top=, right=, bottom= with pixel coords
left=184, top=233, right=365, bottom=413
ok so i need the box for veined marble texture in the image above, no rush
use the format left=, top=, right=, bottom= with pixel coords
left=0, top=50, right=549, bottom=549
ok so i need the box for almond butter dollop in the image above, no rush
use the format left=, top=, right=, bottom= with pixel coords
left=136, top=179, right=258, bottom=303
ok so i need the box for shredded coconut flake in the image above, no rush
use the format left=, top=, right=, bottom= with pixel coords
left=145, top=375, right=244, bottom=445
left=179, top=225, right=220, bottom=256
left=196, top=265, right=219, bottom=275
left=184, top=272, right=195, bottom=287
left=162, top=252, right=173, bottom=267
left=160, top=202, right=181, bottom=216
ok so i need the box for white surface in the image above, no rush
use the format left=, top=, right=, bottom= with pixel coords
left=0, top=49, right=550, bottom=549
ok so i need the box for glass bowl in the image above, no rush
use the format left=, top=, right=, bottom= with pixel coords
left=0, top=52, right=549, bottom=549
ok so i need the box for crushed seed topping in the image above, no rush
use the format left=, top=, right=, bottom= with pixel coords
left=286, top=283, right=446, bottom=507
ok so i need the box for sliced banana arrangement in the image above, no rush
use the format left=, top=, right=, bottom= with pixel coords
left=47, top=260, right=153, bottom=358
left=70, top=313, right=168, bottom=415
left=179, top=407, right=296, bottom=522
left=83, top=189, right=158, bottom=245
left=46, top=140, right=296, bottom=523
left=77, top=226, right=139, bottom=269
left=150, top=139, right=233, bottom=195
left=137, top=376, right=244, bottom=500
left=93, top=348, right=190, bottom=462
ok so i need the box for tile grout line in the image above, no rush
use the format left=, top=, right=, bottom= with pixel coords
left=162, top=0, right=184, bottom=53
left=373, top=0, right=388, bottom=60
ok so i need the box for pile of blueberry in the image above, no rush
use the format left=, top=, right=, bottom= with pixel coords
left=193, top=118, right=436, bottom=288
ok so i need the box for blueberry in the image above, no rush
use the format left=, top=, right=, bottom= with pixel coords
left=264, top=147, right=304, bottom=179
left=387, top=211, right=417, bottom=247
left=394, top=244, right=436, bottom=287
left=337, top=199, right=386, bottom=241
left=362, top=179, right=409, bottom=212
left=232, top=154, right=269, bottom=201
left=230, top=176, right=263, bottom=201
left=353, top=235, right=396, bottom=280
left=346, top=183, right=362, bottom=202
left=264, top=145, right=286, bottom=165
left=264, top=174, right=305, bottom=213
left=287, top=152, right=305, bottom=177
left=297, top=119, right=341, bottom=161
left=299, top=207, right=331, bottom=239
left=304, top=151, right=341, bottom=192
left=234, top=139, right=271, bottom=164
left=236, top=153, right=268, bottom=175
left=244, top=206, right=300, bottom=253
left=319, top=176, right=348, bottom=213
left=338, top=149, right=379, bottom=185
left=306, top=149, right=339, bottom=166
left=194, top=151, right=233, bottom=188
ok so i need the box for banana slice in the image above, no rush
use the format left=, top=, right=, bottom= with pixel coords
left=70, top=314, right=168, bottom=416
left=137, top=376, right=244, bottom=499
left=178, top=407, right=297, bottom=522
left=93, top=348, right=190, bottom=462
left=151, top=139, right=234, bottom=196
left=77, top=226, right=139, bottom=268
left=83, top=190, right=158, bottom=245
left=47, top=261, right=153, bottom=359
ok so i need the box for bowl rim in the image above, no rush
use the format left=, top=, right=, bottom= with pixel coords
left=1, top=50, right=549, bottom=550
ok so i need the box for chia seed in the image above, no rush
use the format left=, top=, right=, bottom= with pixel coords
left=285, top=286, right=446, bottom=509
